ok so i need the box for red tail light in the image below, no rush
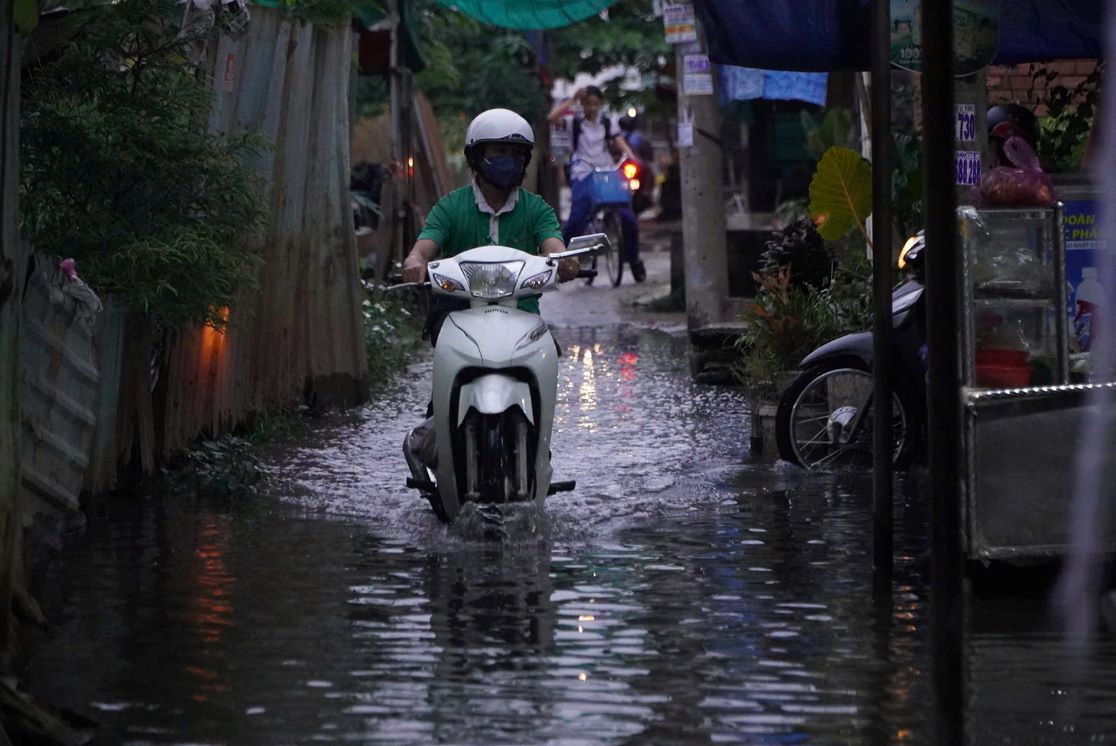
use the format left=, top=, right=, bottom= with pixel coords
left=622, top=162, right=639, bottom=180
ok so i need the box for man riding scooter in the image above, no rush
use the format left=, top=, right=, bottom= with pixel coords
left=401, top=108, right=579, bottom=474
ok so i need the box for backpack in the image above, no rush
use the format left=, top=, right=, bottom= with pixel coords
left=565, top=115, right=612, bottom=183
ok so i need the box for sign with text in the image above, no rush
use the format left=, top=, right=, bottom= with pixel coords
left=677, top=121, right=694, bottom=147
left=955, top=104, right=976, bottom=142
left=891, top=0, right=999, bottom=76
left=682, top=53, right=714, bottom=95
left=550, top=117, right=571, bottom=154
left=663, top=0, right=698, bottom=44
left=955, top=150, right=981, bottom=186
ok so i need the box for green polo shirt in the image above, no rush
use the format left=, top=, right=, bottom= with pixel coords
left=417, top=185, right=563, bottom=313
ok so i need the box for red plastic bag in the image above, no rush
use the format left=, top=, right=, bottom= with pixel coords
left=976, top=136, right=1056, bottom=208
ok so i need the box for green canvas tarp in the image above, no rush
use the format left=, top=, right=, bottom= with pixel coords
left=433, top=0, right=617, bottom=30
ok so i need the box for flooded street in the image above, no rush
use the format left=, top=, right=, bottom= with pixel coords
left=24, top=246, right=1116, bottom=744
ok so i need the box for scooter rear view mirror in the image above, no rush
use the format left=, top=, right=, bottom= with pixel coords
left=552, top=233, right=610, bottom=260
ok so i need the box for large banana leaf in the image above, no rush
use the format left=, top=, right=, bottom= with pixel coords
left=809, top=146, right=872, bottom=242
left=14, top=0, right=38, bottom=34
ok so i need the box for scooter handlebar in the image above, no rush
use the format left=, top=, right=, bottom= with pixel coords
left=386, top=280, right=430, bottom=292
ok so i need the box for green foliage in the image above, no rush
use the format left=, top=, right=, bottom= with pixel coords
left=734, top=251, right=872, bottom=399
left=371, top=0, right=673, bottom=160
left=892, top=131, right=924, bottom=239
left=362, top=277, right=424, bottom=386
left=412, top=7, right=547, bottom=150
left=242, top=407, right=309, bottom=444
left=168, top=436, right=265, bottom=500
left=20, top=0, right=266, bottom=330
left=14, top=0, right=39, bottom=33
left=800, top=108, right=856, bottom=160
left=1028, top=63, right=1103, bottom=173
left=547, top=0, right=673, bottom=118
left=759, top=217, right=834, bottom=290
left=809, top=146, right=873, bottom=244
left=279, top=0, right=381, bottom=26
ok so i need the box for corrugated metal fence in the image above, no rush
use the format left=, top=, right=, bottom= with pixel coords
left=160, top=11, right=367, bottom=452
left=16, top=10, right=369, bottom=525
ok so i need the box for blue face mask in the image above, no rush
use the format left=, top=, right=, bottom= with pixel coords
left=479, top=155, right=526, bottom=190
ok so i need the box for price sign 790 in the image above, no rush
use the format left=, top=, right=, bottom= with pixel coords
left=955, top=104, right=976, bottom=142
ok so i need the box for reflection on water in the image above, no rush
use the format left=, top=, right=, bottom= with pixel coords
left=25, top=328, right=1116, bottom=744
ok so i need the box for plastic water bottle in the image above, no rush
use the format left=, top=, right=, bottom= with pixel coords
left=1074, top=267, right=1106, bottom=351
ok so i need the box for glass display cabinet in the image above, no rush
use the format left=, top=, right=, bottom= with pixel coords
left=959, top=205, right=1069, bottom=389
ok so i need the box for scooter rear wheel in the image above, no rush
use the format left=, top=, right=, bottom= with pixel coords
left=775, top=361, right=918, bottom=470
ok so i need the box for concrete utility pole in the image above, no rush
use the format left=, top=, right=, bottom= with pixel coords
left=676, top=40, right=728, bottom=332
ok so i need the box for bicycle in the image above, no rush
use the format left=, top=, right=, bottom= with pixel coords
left=580, top=159, right=640, bottom=288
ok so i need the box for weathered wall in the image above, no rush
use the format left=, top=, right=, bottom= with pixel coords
left=987, top=59, right=1101, bottom=113
left=19, top=260, right=100, bottom=541
left=159, top=12, right=368, bottom=452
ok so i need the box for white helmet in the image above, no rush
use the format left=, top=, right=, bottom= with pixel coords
left=464, top=108, right=534, bottom=171
left=463, top=109, right=535, bottom=190
left=465, top=108, right=534, bottom=149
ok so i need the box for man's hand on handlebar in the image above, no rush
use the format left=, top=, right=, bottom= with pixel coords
left=402, top=257, right=427, bottom=284
left=557, top=257, right=580, bottom=282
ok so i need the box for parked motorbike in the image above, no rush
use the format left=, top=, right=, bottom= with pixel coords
left=397, top=234, right=607, bottom=522
left=775, top=232, right=928, bottom=470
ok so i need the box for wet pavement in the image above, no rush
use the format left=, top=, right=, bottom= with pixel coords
left=25, top=236, right=1116, bottom=744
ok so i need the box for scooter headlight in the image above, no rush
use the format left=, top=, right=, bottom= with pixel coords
left=460, top=261, right=524, bottom=300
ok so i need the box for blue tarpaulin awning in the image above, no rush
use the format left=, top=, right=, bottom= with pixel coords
left=693, top=0, right=1103, bottom=72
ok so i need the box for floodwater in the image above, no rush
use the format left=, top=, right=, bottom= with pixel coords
left=25, top=266, right=1116, bottom=745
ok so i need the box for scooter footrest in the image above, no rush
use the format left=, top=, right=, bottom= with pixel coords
left=547, top=480, right=576, bottom=496
left=406, top=478, right=437, bottom=493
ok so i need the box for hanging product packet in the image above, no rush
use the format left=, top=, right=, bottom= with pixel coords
left=976, top=136, right=1057, bottom=208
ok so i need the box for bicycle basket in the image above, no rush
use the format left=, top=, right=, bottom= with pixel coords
left=588, top=169, right=631, bottom=208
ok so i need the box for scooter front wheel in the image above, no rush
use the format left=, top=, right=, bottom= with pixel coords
left=775, top=361, right=918, bottom=470
left=602, top=210, right=624, bottom=287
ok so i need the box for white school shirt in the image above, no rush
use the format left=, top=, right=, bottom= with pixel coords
left=567, top=114, right=621, bottom=183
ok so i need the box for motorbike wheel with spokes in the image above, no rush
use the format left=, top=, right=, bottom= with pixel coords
left=602, top=210, right=624, bottom=287
left=775, top=361, right=918, bottom=470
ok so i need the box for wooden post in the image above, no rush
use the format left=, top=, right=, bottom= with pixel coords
left=0, top=0, right=24, bottom=654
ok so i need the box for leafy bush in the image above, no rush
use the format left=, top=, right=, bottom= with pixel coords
left=20, top=0, right=266, bottom=330
left=1028, top=63, right=1103, bottom=173
left=759, top=217, right=834, bottom=290
left=734, top=250, right=872, bottom=399
left=167, top=436, right=265, bottom=499
left=362, top=278, right=424, bottom=386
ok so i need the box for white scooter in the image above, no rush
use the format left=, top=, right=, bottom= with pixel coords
left=397, top=234, right=607, bottom=523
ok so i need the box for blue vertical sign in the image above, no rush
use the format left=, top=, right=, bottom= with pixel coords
left=1063, top=199, right=1103, bottom=350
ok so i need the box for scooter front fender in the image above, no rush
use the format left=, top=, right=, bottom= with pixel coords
left=457, top=375, right=534, bottom=426
left=799, top=330, right=874, bottom=369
